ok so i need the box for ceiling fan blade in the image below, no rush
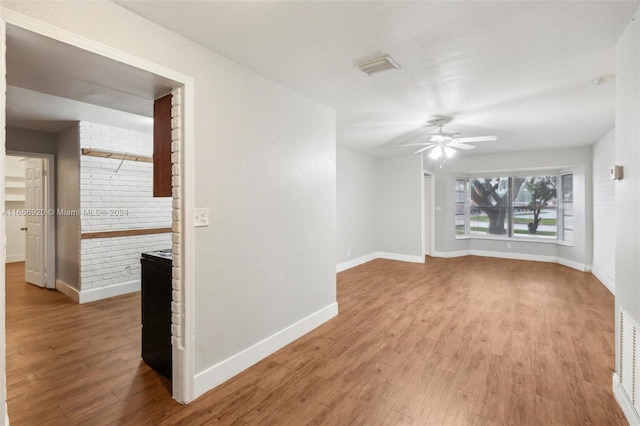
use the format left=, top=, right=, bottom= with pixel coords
left=452, top=135, right=497, bottom=143
left=448, top=142, right=477, bottom=150
left=397, top=142, right=435, bottom=147
left=414, top=145, right=437, bottom=154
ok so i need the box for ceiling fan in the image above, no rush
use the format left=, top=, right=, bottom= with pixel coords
left=399, top=118, right=497, bottom=160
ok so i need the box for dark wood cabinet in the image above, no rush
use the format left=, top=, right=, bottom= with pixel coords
left=153, top=93, right=172, bottom=197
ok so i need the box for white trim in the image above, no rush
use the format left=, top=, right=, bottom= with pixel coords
left=431, top=250, right=589, bottom=272
left=193, top=302, right=338, bottom=399
left=337, top=251, right=428, bottom=272
left=0, top=17, right=7, bottom=425
left=78, top=280, right=140, bottom=304
left=592, top=268, right=615, bottom=294
left=57, top=279, right=140, bottom=304
left=556, top=257, right=590, bottom=273
left=0, top=9, right=191, bottom=84
left=1, top=9, right=196, bottom=403
left=378, top=252, right=425, bottom=264
left=470, top=250, right=556, bottom=264
left=337, top=252, right=378, bottom=273
left=434, top=250, right=471, bottom=258
left=422, top=170, right=436, bottom=257
left=55, top=279, right=79, bottom=303
left=4, top=255, right=24, bottom=263
left=179, top=80, right=195, bottom=404
left=613, top=373, right=640, bottom=426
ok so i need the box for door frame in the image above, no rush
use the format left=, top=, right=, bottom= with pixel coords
left=0, top=9, right=196, bottom=404
left=7, top=152, right=55, bottom=289
left=422, top=170, right=436, bottom=258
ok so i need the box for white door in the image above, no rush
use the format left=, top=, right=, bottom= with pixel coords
left=25, top=158, right=45, bottom=287
left=424, top=175, right=432, bottom=256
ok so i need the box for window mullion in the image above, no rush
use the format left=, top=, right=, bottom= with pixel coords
left=508, top=177, right=513, bottom=237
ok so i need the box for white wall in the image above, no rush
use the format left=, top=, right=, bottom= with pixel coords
left=431, top=147, right=593, bottom=270
left=615, top=7, right=640, bottom=362
left=5, top=127, right=57, bottom=155
left=613, top=11, right=640, bottom=424
left=592, top=128, right=616, bottom=293
left=376, top=155, right=424, bottom=260
left=78, top=121, right=172, bottom=292
left=56, top=125, right=80, bottom=288
left=336, top=150, right=425, bottom=268
left=336, top=146, right=378, bottom=264
left=0, top=1, right=337, bottom=401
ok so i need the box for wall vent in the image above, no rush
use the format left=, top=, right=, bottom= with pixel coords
left=357, top=55, right=401, bottom=76
left=619, top=308, right=640, bottom=415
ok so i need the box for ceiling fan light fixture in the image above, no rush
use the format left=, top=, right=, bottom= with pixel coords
left=443, top=146, right=456, bottom=158
left=357, top=55, right=401, bottom=75
left=429, top=146, right=443, bottom=159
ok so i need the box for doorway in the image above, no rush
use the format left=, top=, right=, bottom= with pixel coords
left=1, top=13, right=195, bottom=409
left=423, top=173, right=434, bottom=256
left=4, top=153, right=55, bottom=289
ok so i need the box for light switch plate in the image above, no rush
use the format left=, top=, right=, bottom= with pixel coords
left=195, top=208, right=209, bottom=227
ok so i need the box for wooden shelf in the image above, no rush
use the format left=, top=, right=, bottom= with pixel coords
left=5, top=177, right=25, bottom=202
left=81, top=227, right=172, bottom=240
left=4, top=181, right=25, bottom=189
left=5, top=195, right=25, bottom=202
left=81, top=148, right=153, bottom=163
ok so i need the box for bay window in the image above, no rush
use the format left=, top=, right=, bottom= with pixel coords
left=455, top=172, right=573, bottom=243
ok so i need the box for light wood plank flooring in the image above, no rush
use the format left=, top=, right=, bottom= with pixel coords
left=6, top=257, right=626, bottom=425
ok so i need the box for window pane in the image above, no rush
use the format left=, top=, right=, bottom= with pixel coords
left=455, top=179, right=466, bottom=236
left=511, top=175, right=557, bottom=239
left=561, top=174, right=573, bottom=243
left=469, top=177, right=509, bottom=235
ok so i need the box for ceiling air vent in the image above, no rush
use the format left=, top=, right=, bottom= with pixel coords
left=357, top=55, right=400, bottom=76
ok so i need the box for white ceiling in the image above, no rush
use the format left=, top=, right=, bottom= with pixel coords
left=116, top=0, right=639, bottom=157
left=5, top=25, right=174, bottom=133
left=6, top=85, right=153, bottom=134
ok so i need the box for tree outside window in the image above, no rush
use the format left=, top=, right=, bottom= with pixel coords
left=458, top=173, right=568, bottom=241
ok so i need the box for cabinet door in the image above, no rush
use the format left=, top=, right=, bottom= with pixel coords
left=154, top=93, right=172, bottom=197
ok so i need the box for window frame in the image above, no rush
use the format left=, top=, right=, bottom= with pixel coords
left=455, top=171, right=574, bottom=245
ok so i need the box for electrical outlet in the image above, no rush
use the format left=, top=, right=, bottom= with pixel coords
left=347, top=249, right=351, bottom=257
left=507, top=243, right=512, bottom=249
left=195, top=208, right=209, bottom=227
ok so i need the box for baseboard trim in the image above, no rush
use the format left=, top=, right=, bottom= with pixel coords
left=337, top=251, right=424, bottom=272
left=378, top=252, right=424, bottom=264
left=77, top=279, right=140, bottom=304
left=470, top=249, right=556, bottom=264
left=194, top=302, right=338, bottom=399
left=55, top=279, right=80, bottom=303
left=56, top=279, right=140, bottom=304
left=613, top=373, right=640, bottom=425
left=556, top=257, right=590, bottom=273
left=5, top=254, right=25, bottom=263
left=592, top=268, right=615, bottom=294
left=337, top=252, right=378, bottom=273
left=432, top=250, right=588, bottom=272
left=434, top=250, right=471, bottom=258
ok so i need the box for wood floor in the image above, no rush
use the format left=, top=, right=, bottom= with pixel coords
left=6, top=257, right=627, bottom=425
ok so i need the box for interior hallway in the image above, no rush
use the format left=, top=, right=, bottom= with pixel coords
left=6, top=257, right=626, bottom=425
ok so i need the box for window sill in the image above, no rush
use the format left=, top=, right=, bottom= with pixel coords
left=455, top=235, right=574, bottom=247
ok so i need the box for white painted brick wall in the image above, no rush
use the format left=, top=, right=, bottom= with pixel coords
left=80, top=234, right=171, bottom=289
left=170, top=88, right=184, bottom=348
left=592, top=129, right=615, bottom=292
left=78, top=121, right=172, bottom=291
